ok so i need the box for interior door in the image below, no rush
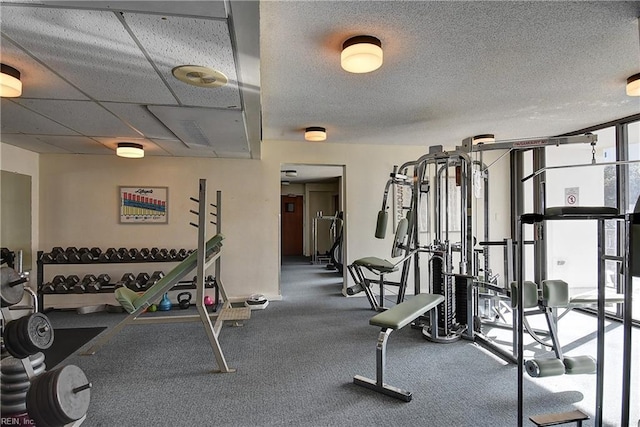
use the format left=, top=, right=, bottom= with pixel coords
left=281, top=195, right=303, bottom=256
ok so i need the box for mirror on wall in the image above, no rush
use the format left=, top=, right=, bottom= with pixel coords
left=1, top=170, right=32, bottom=271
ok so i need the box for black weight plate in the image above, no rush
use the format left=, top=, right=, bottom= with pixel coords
left=1, top=389, right=27, bottom=403
left=1, top=266, right=24, bottom=307
left=16, top=316, right=34, bottom=355
left=45, top=367, right=69, bottom=425
left=1, top=362, right=46, bottom=383
left=1, top=381, right=29, bottom=392
left=26, top=313, right=54, bottom=351
left=1, top=379, right=30, bottom=392
left=38, top=371, right=57, bottom=427
left=4, top=321, right=29, bottom=359
left=27, top=374, right=51, bottom=427
left=52, top=365, right=90, bottom=422
left=1, top=400, right=27, bottom=415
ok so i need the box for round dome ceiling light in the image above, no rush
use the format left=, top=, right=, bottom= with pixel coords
left=626, top=73, right=640, bottom=96
left=1, top=64, right=22, bottom=97
left=172, top=65, right=228, bottom=88
left=341, top=35, right=383, bottom=74
left=472, top=134, right=496, bottom=144
left=305, top=127, right=327, bottom=142
left=116, top=142, right=144, bottom=158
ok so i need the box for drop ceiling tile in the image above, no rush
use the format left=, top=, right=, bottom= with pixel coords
left=14, top=99, right=140, bottom=137
left=41, top=1, right=227, bottom=18
left=0, top=5, right=176, bottom=104
left=35, top=135, right=113, bottom=154
left=0, top=134, right=71, bottom=153
left=147, top=106, right=248, bottom=154
left=122, top=13, right=241, bottom=108
left=151, top=138, right=216, bottom=157
left=1, top=99, right=79, bottom=135
left=0, top=37, right=89, bottom=100
left=100, top=102, right=177, bottom=140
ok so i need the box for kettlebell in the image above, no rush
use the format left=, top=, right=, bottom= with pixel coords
left=177, top=292, right=192, bottom=309
left=158, top=293, right=172, bottom=311
left=204, top=295, right=214, bottom=306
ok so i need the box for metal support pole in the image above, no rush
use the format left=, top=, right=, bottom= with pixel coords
left=517, top=216, right=525, bottom=427
left=595, top=219, right=605, bottom=425
left=620, top=214, right=633, bottom=426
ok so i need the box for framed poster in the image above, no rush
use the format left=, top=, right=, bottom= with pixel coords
left=119, top=186, right=168, bottom=224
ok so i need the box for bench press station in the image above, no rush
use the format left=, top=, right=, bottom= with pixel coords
left=353, top=293, right=444, bottom=401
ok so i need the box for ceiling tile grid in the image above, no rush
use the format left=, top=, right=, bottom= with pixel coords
left=0, top=36, right=89, bottom=100
left=0, top=5, right=176, bottom=104
left=1, top=99, right=79, bottom=135
left=13, top=99, right=141, bottom=137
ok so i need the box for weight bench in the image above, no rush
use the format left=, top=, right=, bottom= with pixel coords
left=353, top=293, right=444, bottom=401
left=82, top=233, right=250, bottom=373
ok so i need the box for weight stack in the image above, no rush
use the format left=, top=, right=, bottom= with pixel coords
left=430, top=256, right=454, bottom=332
left=454, top=275, right=468, bottom=327
left=1, top=352, right=45, bottom=417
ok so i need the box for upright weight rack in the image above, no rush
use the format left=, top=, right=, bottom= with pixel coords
left=1, top=260, right=92, bottom=426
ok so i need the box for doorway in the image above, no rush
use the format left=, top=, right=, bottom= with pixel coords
left=279, top=163, right=346, bottom=294
left=281, top=195, right=303, bottom=256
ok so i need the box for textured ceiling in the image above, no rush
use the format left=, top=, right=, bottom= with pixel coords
left=261, top=1, right=640, bottom=147
left=1, top=1, right=639, bottom=166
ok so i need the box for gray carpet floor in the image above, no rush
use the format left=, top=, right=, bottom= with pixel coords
left=43, top=257, right=637, bottom=426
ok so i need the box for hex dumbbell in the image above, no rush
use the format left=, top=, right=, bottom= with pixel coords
left=87, top=273, right=110, bottom=293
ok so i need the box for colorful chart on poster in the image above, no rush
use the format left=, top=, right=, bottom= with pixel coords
left=119, top=186, right=168, bottom=223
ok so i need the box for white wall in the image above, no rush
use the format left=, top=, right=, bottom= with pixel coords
left=38, top=154, right=280, bottom=303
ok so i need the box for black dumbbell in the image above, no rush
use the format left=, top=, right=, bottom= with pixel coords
left=118, top=248, right=132, bottom=261
left=176, top=249, right=188, bottom=260
left=80, top=247, right=102, bottom=263
left=136, top=248, right=150, bottom=261
left=128, top=248, right=140, bottom=261
left=45, top=275, right=65, bottom=293
left=114, top=273, right=135, bottom=289
left=101, top=248, right=121, bottom=262
left=55, top=275, right=79, bottom=293
left=73, top=274, right=96, bottom=293
left=68, top=247, right=86, bottom=263
left=157, top=249, right=169, bottom=261
left=58, top=247, right=79, bottom=263
left=129, top=272, right=150, bottom=291
left=149, top=248, right=160, bottom=261
left=87, top=273, right=110, bottom=293
left=145, top=271, right=164, bottom=289
left=168, top=249, right=178, bottom=260
left=41, top=247, right=64, bottom=263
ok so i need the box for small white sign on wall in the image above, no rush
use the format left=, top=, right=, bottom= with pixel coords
left=565, top=187, right=579, bottom=206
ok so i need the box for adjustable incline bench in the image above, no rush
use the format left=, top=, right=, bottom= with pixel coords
left=353, top=293, right=444, bottom=401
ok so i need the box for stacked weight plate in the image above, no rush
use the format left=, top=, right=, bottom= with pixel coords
left=1, top=352, right=46, bottom=415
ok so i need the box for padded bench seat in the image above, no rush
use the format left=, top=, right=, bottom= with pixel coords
left=370, top=293, right=444, bottom=329
left=353, top=293, right=444, bottom=401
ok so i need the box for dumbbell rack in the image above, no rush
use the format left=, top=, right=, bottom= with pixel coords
left=36, top=250, right=220, bottom=311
